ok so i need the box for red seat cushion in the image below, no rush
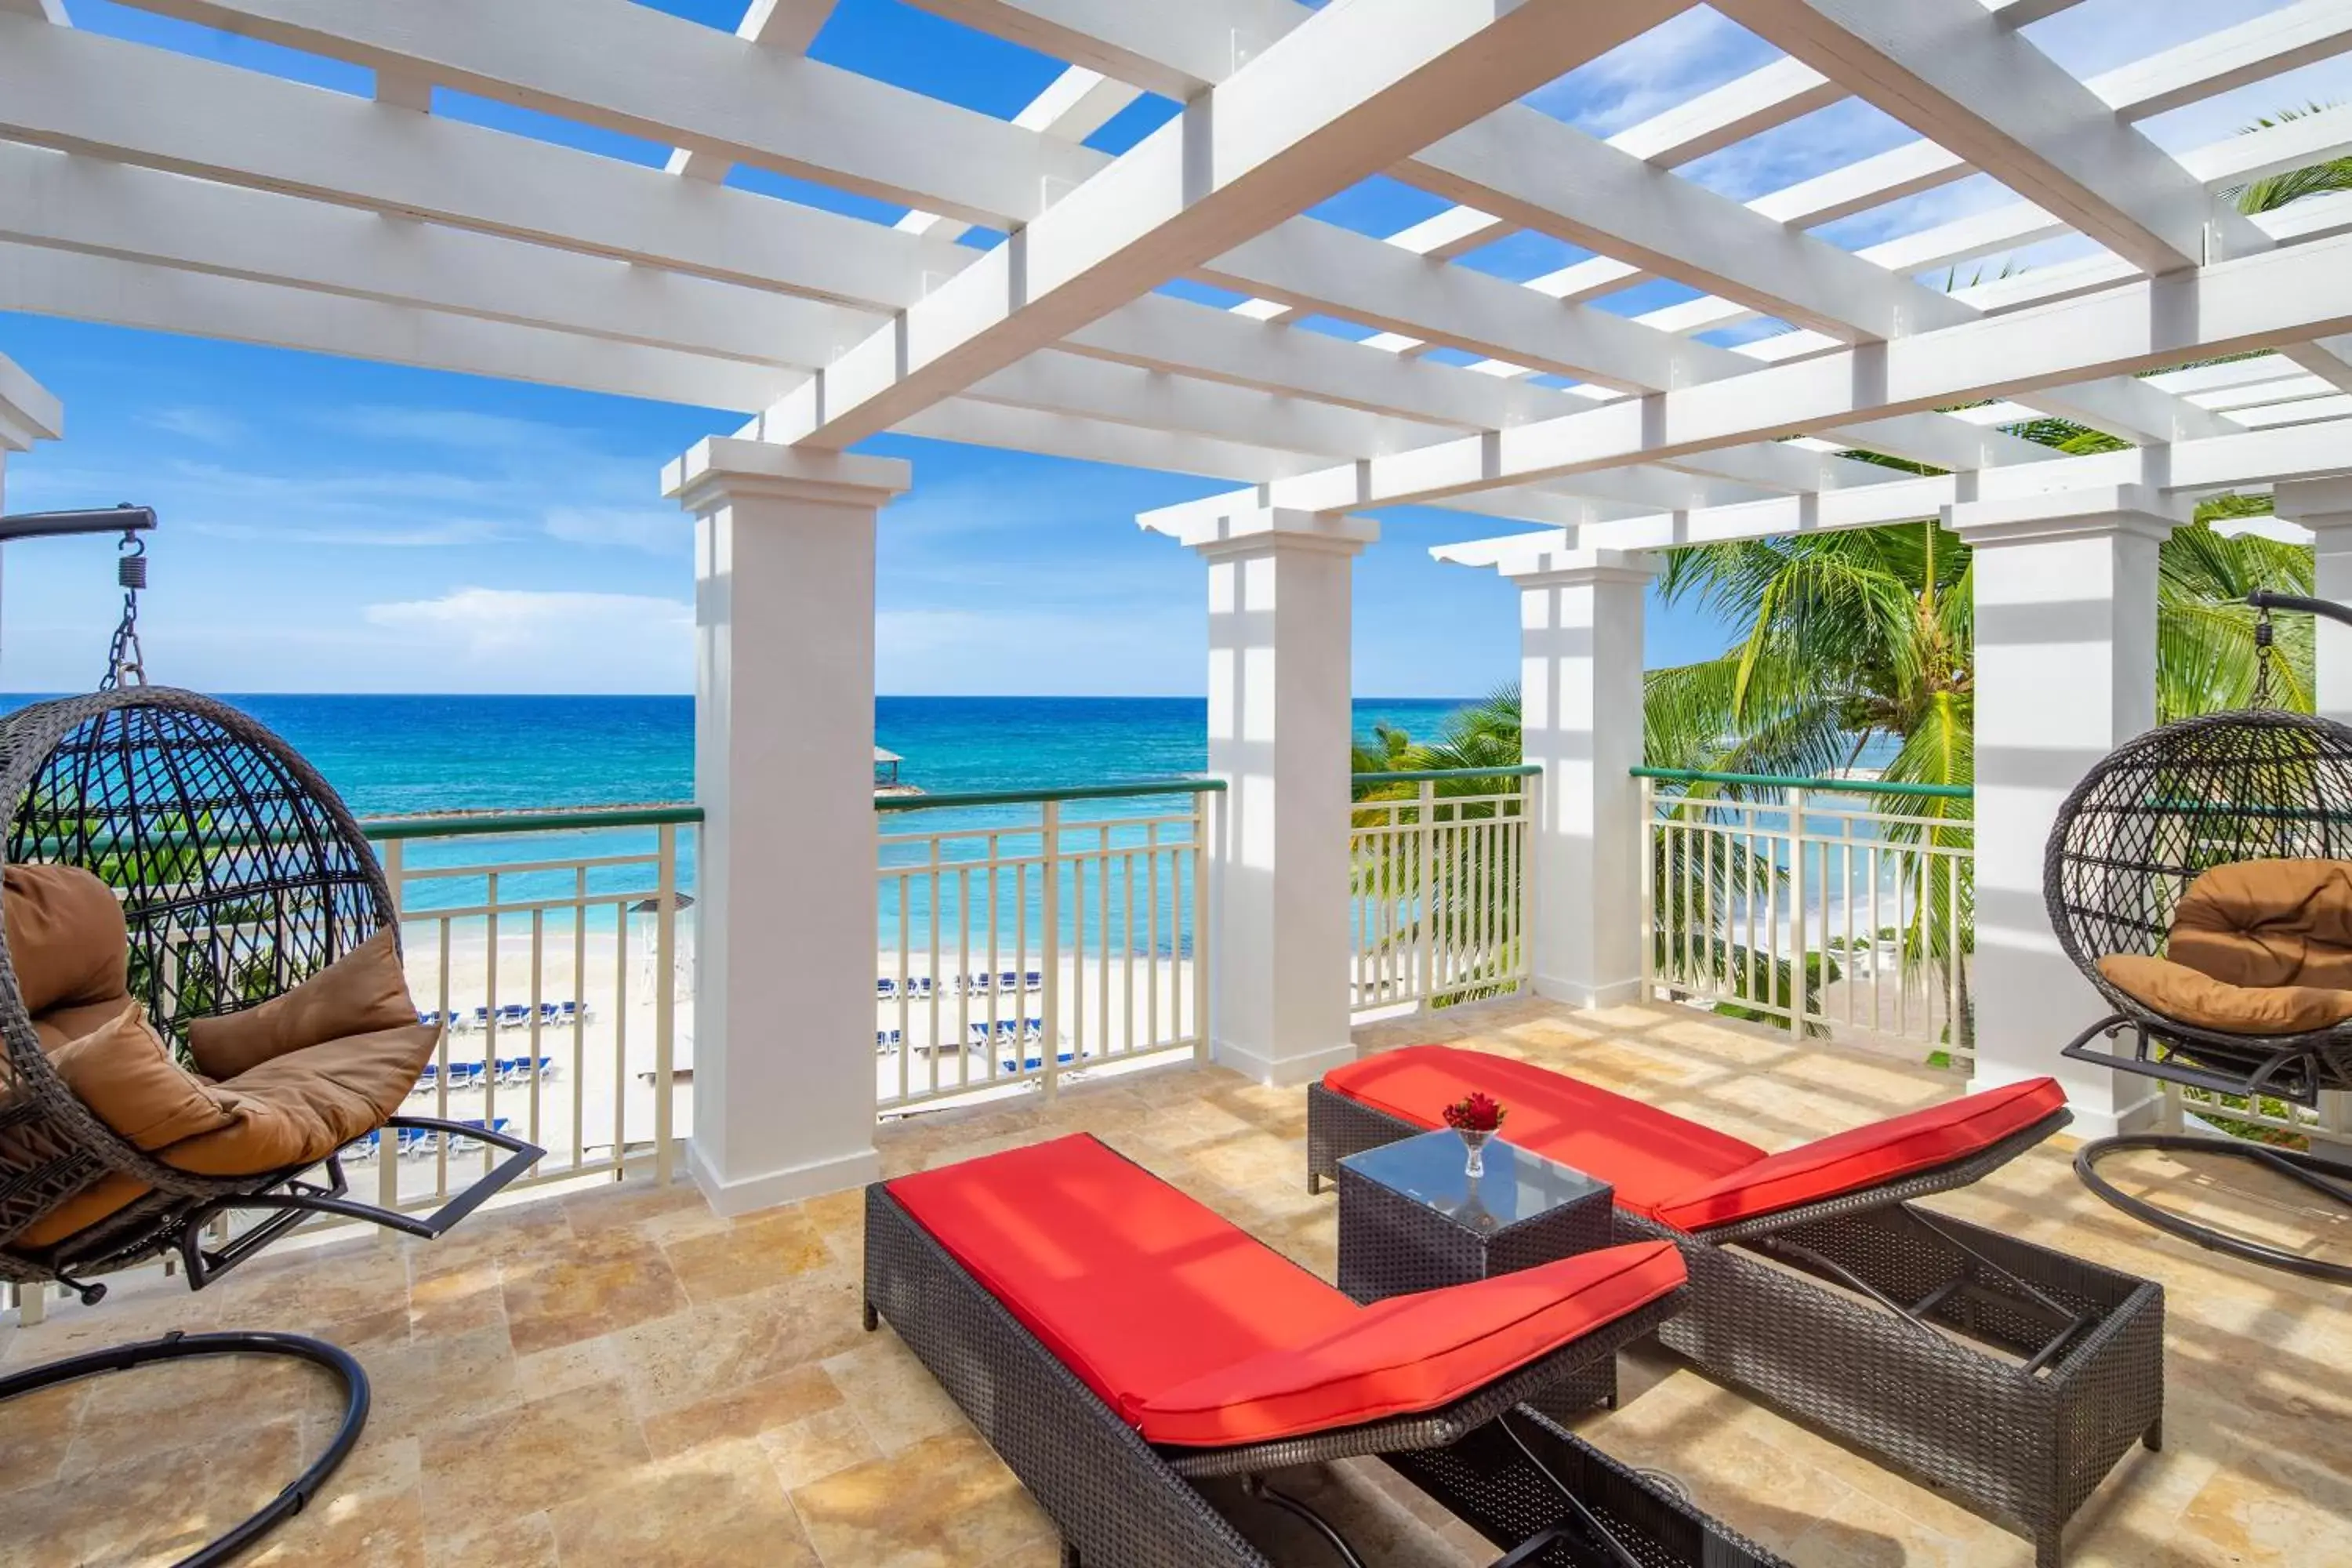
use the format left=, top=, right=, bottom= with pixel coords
left=886, top=1134, right=1686, bottom=1447
left=1650, top=1076, right=2067, bottom=1233
left=887, top=1134, right=1359, bottom=1428
left=1134, top=1240, right=1685, bottom=1446
left=1324, top=1046, right=1764, bottom=1219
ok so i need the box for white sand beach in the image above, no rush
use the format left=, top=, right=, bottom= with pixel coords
left=376, top=919, right=1202, bottom=1201
left=872, top=949, right=1202, bottom=1109
left=380, top=916, right=695, bottom=1206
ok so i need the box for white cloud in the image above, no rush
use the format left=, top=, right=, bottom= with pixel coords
left=1530, top=7, right=1774, bottom=136
left=543, top=505, right=680, bottom=553
left=313, top=406, right=580, bottom=451
left=365, top=588, right=692, bottom=689
left=875, top=603, right=1200, bottom=695
left=192, top=518, right=508, bottom=548
left=143, top=406, right=244, bottom=445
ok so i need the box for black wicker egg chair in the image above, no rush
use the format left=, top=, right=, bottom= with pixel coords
left=0, top=687, right=543, bottom=1566
left=2047, top=612, right=2352, bottom=1283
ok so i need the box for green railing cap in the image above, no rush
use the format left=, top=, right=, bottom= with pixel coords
left=1632, top=766, right=1972, bottom=801
left=875, top=778, right=1224, bottom=813
left=361, top=804, right=706, bottom=841
left=1351, top=765, right=1541, bottom=785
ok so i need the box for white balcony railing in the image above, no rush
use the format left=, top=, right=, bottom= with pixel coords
left=874, top=781, right=1215, bottom=1114
left=366, top=805, right=698, bottom=1207
left=1638, top=769, right=1975, bottom=1069
left=1349, top=768, right=1535, bottom=1014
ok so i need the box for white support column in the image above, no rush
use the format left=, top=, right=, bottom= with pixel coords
left=1176, top=507, right=1376, bottom=1087
left=1506, top=547, right=1657, bottom=1009
left=0, top=351, right=67, bottom=677
left=2274, top=478, right=2352, bottom=727
left=663, top=437, right=909, bottom=1214
left=1949, top=485, right=2182, bottom=1140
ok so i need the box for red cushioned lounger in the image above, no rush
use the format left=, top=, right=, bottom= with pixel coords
left=1308, top=1047, right=2165, bottom=1568
left=862, top=1133, right=1718, bottom=1568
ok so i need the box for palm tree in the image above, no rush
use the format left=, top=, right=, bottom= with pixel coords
left=2226, top=104, right=2352, bottom=215
left=1362, top=109, right=2341, bottom=1036
left=1347, top=689, right=1534, bottom=1005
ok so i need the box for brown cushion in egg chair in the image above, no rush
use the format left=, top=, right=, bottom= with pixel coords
left=2165, top=858, right=2352, bottom=990
left=186, top=928, right=424, bottom=1080
left=2, top=863, right=131, bottom=1017
left=2099, top=952, right=2352, bottom=1036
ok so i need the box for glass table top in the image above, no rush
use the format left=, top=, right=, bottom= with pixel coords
left=1339, top=1131, right=1610, bottom=1236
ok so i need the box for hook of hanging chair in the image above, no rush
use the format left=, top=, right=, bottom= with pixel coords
left=0, top=503, right=158, bottom=542
left=101, top=515, right=151, bottom=690
left=2248, top=590, right=2352, bottom=632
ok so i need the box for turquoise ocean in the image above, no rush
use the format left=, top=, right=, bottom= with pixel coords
left=0, top=694, right=1476, bottom=946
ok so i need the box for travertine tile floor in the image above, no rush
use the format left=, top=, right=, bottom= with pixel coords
left=4, top=998, right=2350, bottom=1566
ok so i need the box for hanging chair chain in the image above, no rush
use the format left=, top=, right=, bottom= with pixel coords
left=2252, top=599, right=2277, bottom=710
left=100, top=529, right=147, bottom=690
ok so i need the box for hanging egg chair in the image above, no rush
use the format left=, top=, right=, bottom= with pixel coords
left=0, top=510, right=542, bottom=1566
left=2045, top=590, right=2352, bottom=1282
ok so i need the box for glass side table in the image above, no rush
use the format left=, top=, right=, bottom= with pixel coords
left=1336, top=1130, right=1621, bottom=1415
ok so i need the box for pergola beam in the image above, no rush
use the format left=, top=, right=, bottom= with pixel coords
left=0, top=241, right=794, bottom=411
left=1432, top=416, right=2352, bottom=567
left=1751, top=4, right=2352, bottom=235
left=900, top=0, right=1301, bottom=100
left=0, top=17, right=974, bottom=314
left=668, top=0, right=844, bottom=183
left=112, top=0, right=1106, bottom=227
left=0, top=227, right=1593, bottom=531
left=2089, top=0, right=2352, bottom=120
left=0, top=14, right=1911, bottom=494
left=766, top=0, right=1685, bottom=450
left=1404, top=104, right=1977, bottom=343
left=1063, top=292, right=1569, bottom=430
left=0, top=142, right=877, bottom=370
left=0, top=349, right=64, bottom=448
left=1144, top=229, right=2352, bottom=517
left=967, top=349, right=1461, bottom=461
left=1197, top=217, right=2054, bottom=470
left=1714, top=0, right=2267, bottom=275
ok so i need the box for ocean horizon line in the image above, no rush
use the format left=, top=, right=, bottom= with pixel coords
left=3, top=691, right=1484, bottom=703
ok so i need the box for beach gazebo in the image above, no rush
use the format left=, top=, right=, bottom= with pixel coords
left=2, top=0, right=2350, bottom=1218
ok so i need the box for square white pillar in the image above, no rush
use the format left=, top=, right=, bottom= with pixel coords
left=665, top=437, right=909, bottom=1214
left=1950, top=485, right=2180, bottom=1139
left=1178, top=508, right=1376, bottom=1086
left=1508, top=548, right=1656, bottom=1008
left=0, top=353, right=66, bottom=673
left=2275, top=478, right=2352, bottom=725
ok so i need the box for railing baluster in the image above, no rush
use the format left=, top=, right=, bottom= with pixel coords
left=523, top=907, right=542, bottom=1181
left=1041, top=800, right=1062, bottom=1098
left=1096, top=825, right=1110, bottom=1064
left=927, top=836, right=942, bottom=1100
left=1146, top=822, right=1162, bottom=1050
left=570, top=864, right=588, bottom=1174
left=654, top=822, right=677, bottom=1186
left=1192, top=790, right=1210, bottom=1060
left=612, top=897, right=629, bottom=1177
left=379, top=838, right=407, bottom=1212
left=1134, top=851, right=1143, bottom=1062
left=1789, top=787, right=1808, bottom=1034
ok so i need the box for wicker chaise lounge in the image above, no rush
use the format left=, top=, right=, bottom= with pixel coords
left=1308, top=1048, right=2165, bottom=1566
left=863, top=1133, right=1770, bottom=1568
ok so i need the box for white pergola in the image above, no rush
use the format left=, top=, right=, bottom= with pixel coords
left=4, top=0, right=2352, bottom=1210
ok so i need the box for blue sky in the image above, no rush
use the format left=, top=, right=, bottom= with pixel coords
left=2, top=0, right=2343, bottom=696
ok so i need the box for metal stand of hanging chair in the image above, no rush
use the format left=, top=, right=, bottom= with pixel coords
left=0, top=510, right=546, bottom=1565
left=2049, top=590, right=2352, bottom=1285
